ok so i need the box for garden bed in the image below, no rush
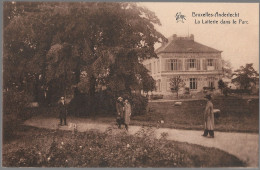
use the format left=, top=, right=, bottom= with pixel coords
left=3, top=125, right=245, bottom=167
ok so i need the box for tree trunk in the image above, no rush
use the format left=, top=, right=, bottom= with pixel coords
left=75, top=58, right=81, bottom=84
left=125, top=76, right=132, bottom=95
left=34, top=78, right=39, bottom=102
left=88, top=75, right=96, bottom=116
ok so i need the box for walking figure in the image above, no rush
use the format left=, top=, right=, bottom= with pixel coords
left=123, top=99, right=131, bottom=131
left=202, top=94, right=214, bottom=138
left=116, top=97, right=124, bottom=128
left=58, top=96, right=67, bottom=126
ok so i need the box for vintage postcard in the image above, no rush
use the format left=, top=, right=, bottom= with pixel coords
left=2, top=1, right=259, bottom=168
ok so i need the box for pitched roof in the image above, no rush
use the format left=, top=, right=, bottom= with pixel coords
left=156, top=35, right=221, bottom=54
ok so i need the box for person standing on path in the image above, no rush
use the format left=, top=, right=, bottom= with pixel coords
left=202, top=94, right=214, bottom=138
left=123, top=99, right=131, bottom=131
left=116, top=97, right=124, bottom=128
left=58, top=96, right=67, bottom=126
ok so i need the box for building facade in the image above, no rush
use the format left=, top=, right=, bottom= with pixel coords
left=142, top=34, right=223, bottom=95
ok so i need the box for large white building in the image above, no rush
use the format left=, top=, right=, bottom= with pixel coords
left=143, top=34, right=223, bottom=96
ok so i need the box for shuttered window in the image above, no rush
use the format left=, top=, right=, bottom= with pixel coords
left=185, top=59, right=200, bottom=70
left=205, top=59, right=220, bottom=70
left=166, top=59, right=182, bottom=71
left=214, top=59, right=219, bottom=70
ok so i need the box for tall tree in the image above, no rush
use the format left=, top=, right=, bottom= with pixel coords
left=4, top=2, right=166, bottom=106
left=232, top=63, right=259, bottom=90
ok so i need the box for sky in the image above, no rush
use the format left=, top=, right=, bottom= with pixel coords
left=139, top=3, right=259, bottom=71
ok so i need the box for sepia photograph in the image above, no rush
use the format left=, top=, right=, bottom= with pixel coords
left=2, top=1, right=259, bottom=168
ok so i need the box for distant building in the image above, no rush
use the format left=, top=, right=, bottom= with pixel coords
left=142, top=34, right=223, bottom=95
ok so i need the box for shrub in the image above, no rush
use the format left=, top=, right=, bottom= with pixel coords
left=229, top=89, right=251, bottom=95
left=203, top=87, right=215, bottom=93
left=3, top=126, right=245, bottom=167
left=3, top=127, right=184, bottom=167
left=67, top=93, right=91, bottom=116
left=3, top=88, right=33, bottom=141
left=68, top=91, right=148, bottom=116
left=131, top=95, right=148, bottom=116
left=223, top=88, right=229, bottom=96
left=3, top=88, right=33, bottom=116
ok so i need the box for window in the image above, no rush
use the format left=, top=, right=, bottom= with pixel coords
left=171, top=59, right=178, bottom=70
left=186, top=59, right=199, bottom=70
left=167, top=59, right=182, bottom=71
left=207, top=59, right=213, bottom=66
left=189, top=59, right=196, bottom=68
left=190, top=78, right=197, bottom=90
left=208, top=77, right=215, bottom=88
left=208, top=81, right=214, bottom=88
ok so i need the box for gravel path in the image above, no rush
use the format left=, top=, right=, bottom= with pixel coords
left=24, top=117, right=258, bottom=167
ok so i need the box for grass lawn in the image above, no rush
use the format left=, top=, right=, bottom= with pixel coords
left=132, top=96, right=259, bottom=133
left=22, top=96, right=259, bottom=133
left=3, top=125, right=245, bottom=167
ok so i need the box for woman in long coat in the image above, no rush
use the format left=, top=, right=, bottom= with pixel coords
left=202, top=94, right=214, bottom=138
left=123, top=99, right=131, bottom=131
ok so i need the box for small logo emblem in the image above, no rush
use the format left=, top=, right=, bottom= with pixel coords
left=175, top=12, right=186, bottom=23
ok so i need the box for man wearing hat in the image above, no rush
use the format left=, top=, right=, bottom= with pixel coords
left=116, top=97, right=124, bottom=128
left=202, top=94, right=214, bottom=138
left=58, top=96, right=67, bottom=126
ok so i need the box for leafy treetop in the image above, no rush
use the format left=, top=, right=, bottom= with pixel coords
left=232, top=63, right=259, bottom=90
left=4, top=2, right=167, bottom=99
